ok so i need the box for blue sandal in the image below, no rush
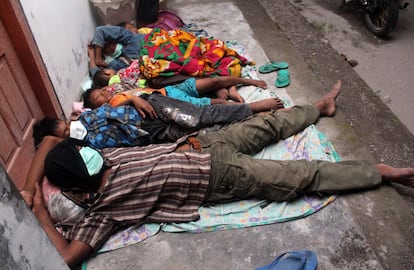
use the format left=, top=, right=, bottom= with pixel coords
left=256, top=250, right=317, bottom=270
left=275, top=69, right=290, bottom=88
left=258, top=61, right=289, bottom=74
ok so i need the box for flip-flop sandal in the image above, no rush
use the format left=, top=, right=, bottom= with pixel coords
left=258, top=61, right=289, bottom=74
left=255, top=250, right=318, bottom=270
left=275, top=69, right=290, bottom=88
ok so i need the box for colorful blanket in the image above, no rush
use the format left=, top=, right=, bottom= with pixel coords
left=139, top=28, right=254, bottom=79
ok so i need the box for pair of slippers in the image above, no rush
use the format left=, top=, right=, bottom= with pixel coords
left=258, top=61, right=290, bottom=88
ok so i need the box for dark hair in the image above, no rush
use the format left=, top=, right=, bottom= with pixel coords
left=44, top=139, right=104, bottom=192
left=92, top=70, right=110, bottom=88
left=117, top=21, right=127, bottom=28
left=82, top=88, right=100, bottom=109
left=32, top=117, right=60, bottom=148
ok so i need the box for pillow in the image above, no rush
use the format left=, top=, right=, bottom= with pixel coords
left=42, top=178, right=85, bottom=226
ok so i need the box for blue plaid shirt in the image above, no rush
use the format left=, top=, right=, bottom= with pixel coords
left=79, top=104, right=149, bottom=149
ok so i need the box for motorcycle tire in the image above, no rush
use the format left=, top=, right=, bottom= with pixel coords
left=363, top=0, right=399, bottom=38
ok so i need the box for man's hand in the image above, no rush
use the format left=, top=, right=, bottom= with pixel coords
left=131, top=96, right=158, bottom=119
left=94, top=46, right=109, bottom=68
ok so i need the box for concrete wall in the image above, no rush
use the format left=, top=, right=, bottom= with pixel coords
left=19, top=0, right=98, bottom=118
left=0, top=167, right=69, bottom=270
left=2, top=1, right=100, bottom=268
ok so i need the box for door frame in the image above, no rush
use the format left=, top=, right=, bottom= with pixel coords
left=0, top=0, right=62, bottom=118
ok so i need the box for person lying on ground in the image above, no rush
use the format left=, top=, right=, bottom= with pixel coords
left=32, top=92, right=279, bottom=150
left=92, top=25, right=145, bottom=70
left=92, top=25, right=253, bottom=81
left=82, top=76, right=274, bottom=113
left=88, top=45, right=245, bottom=103
left=139, top=27, right=253, bottom=80
left=30, top=80, right=414, bottom=267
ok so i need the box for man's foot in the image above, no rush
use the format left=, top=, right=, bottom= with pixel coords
left=315, top=80, right=342, bottom=117
left=228, top=86, right=244, bottom=103
left=249, top=98, right=285, bottom=113
left=215, top=88, right=229, bottom=100
left=376, top=164, right=414, bottom=188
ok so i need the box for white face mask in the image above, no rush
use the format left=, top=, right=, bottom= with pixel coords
left=79, top=147, right=104, bottom=176
left=110, top=43, right=123, bottom=59
left=70, top=121, right=87, bottom=140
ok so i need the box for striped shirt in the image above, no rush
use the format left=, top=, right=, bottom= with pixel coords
left=65, top=136, right=211, bottom=250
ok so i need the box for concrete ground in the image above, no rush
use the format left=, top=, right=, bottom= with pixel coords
left=290, top=0, right=414, bottom=135
left=84, top=0, right=414, bottom=269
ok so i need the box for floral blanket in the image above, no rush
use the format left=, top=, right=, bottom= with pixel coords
left=139, top=28, right=254, bottom=79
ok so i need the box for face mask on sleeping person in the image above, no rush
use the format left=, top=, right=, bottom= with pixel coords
left=79, top=146, right=104, bottom=176
left=70, top=120, right=87, bottom=141
left=110, top=43, right=123, bottom=59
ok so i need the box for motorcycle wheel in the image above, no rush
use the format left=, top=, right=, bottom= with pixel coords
left=363, top=0, right=399, bottom=38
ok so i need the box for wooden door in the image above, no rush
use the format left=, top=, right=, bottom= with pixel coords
left=0, top=19, right=43, bottom=189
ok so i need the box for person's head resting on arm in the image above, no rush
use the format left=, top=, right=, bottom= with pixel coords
left=101, top=39, right=130, bottom=71
left=102, top=40, right=120, bottom=58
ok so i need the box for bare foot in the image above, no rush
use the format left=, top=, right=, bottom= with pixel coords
left=248, top=98, right=285, bottom=113
left=228, top=86, right=244, bottom=103
left=315, top=80, right=342, bottom=117
left=215, top=88, right=229, bottom=100
left=376, top=164, right=414, bottom=188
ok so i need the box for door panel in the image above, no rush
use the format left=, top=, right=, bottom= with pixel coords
left=0, top=19, right=43, bottom=189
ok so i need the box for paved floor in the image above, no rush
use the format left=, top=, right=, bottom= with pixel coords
left=83, top=0, right=414, bottom=269
left=290, top=0, right=414, bottom=135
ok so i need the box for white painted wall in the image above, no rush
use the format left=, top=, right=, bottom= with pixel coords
left=19, top=0, right=98, bottom=118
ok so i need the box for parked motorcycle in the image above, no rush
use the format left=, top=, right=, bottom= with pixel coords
left=345, top=0, right=409, bottom=38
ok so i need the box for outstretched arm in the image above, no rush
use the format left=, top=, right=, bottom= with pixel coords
left=20, top=136, right=63, bottom=207
left=32, top=182, right=92, bottom=267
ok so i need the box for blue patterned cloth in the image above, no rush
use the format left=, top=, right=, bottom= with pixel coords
left=79, top=104, right=149, bottom=149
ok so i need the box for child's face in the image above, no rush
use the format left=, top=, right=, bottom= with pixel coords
left=54, top=120, right=70, bottom=138
left=90, top=87, right=113, bottom=108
